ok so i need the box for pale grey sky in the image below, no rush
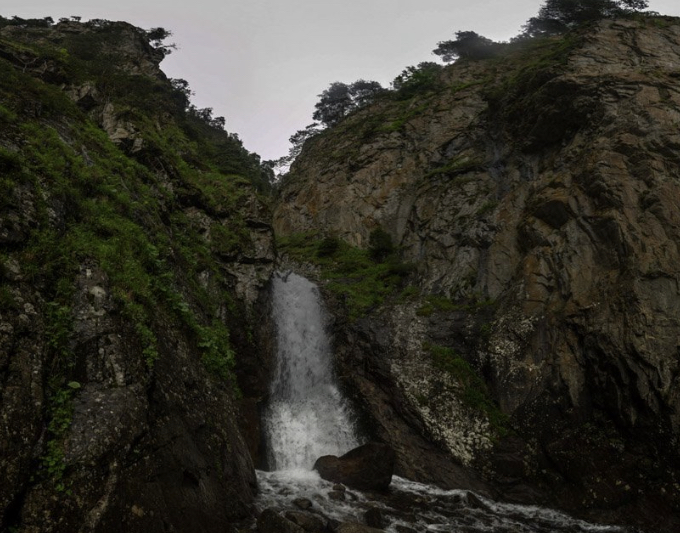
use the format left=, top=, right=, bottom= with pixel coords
left=3, top=1, right=679, bottom=160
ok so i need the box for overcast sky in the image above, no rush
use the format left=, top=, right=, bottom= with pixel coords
left=3, top=1, right=680, bottom=161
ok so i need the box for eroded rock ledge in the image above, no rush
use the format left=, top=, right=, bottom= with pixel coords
left=275, top=18, right=680, bottom=533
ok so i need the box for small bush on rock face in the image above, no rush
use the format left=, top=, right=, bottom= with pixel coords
left=368, top=228, right=394, bottom=262
left=317, top=236, right=340, bottom=257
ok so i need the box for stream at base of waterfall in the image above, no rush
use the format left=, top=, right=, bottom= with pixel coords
left=253, top=272, right=629, bottom=533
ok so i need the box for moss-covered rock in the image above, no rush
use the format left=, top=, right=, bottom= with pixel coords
left=0, top=17, right=274, bottom=533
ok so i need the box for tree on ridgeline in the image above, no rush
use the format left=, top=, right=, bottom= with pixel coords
left=349, top=79, right=385, bottom=108
left=0, top=15, right=54, bottom=28
left=392, top=62, right=443, bottom=98
left=313, top=82, right=353, bottom=127
left=432, top=31, right=499, bottom=63
left=313, top=79, right=385, bottom=127
left=145, top=26, right=177, bottom=57
left=270, top=122, right=324, bottom=172
left=522, top=0, right=649, bottom=37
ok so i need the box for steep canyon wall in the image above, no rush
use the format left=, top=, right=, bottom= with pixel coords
left=274, top=18, right=680, bottom=531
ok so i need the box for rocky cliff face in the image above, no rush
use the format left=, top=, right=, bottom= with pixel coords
left=274, top=18, right=680, bottom=532
left=0, top=19, right=274, bottom=532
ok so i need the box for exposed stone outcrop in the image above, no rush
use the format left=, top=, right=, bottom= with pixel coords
left=257, top=508, right=305, bottom=533
left=0, top=18, right=275, bottom=533
left=275, top=17, right=680, bottom=532
left=313, top=442, right=395, bottom=491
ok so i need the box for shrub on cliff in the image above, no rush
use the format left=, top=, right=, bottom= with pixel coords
left=432, top=31, right=500, bottom=63
left=392, top=62, right=443, bottom=98
left=313, top=80, right=385, bottom=127
left=368, top=228, right=394, bottom=262
left=522, top=0, right=649, bottom=36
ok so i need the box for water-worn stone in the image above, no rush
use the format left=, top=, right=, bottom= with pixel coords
left=292, top=497, right=313, bottom=510
left=257, top=508, right=305, bottom=533
left=364, top=507, right=384, bottom=529
left=313, top=442, right=395, bottom=491
left=284, top=510, right=326, bottom=532
left=328, top=490, right=346, bottom=501
left=335, top=523, right=384, bottom=533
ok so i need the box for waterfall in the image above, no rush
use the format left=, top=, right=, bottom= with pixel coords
left=263, top=271, right=359, bottom=471
left=255, top=272, right=626, bottom=533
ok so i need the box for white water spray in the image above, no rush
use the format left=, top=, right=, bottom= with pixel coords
left=263, top=271, right=359, bottom=471
left=256, top=272, right=627, bottom=533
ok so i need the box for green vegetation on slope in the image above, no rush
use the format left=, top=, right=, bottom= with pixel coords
left=0, top=18, right=269, bottom=486
left=276, top=231, right=413, bottom=320
left=423, top=343, right=508, bottom=436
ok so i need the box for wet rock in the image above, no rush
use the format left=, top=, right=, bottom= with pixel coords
left=292, top=497, right=314, bottom=510
left=335, top=523, right=384, bottom=533
left=258, top=508, right=305, bottom=533
left=364, top=507, right=384, bottom=529
left=284, top=510, right=326, bottom=532
left=313, top=442, right=395, bottom=491
left=328, top=490, right=346, bottom=501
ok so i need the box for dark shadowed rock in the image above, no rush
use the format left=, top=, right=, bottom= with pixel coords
left=364, top=507, right=384, bottom=529
left=258, top=508, right=305, bottom=533
left=313, top=442, right=395, bottom=491
left=328, top=490, right=346, bottom=501
left=284, top=510, right=327, bottom=532
left=292, top=497, right=313, bottom=510
left=336, top=523, right=384, bottom=533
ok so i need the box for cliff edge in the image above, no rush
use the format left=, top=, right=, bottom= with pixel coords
left=274, top=17, right=680, bottom=532
left=0, top=18, right=274, bottom=533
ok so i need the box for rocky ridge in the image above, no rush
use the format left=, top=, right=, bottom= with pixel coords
left=0, top=19, right=274, bottom=533
left=274, top=17, right=680, bottom=532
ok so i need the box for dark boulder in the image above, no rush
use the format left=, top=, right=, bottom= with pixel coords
left=313, top=442, right=395, bottom=491
left=292, top=497, right=313, bottom=510
left=284, top=511, right=327, bottom=532
left=364, top=507, right=384, bottom=529
left=257, top=508, right=305, bottom=533
left=336, top=523, right=384, bottom=533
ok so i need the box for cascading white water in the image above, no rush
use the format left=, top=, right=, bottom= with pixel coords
left=263, top=271, right=359, bottom=471
left=256, top=272, right=627, bottom=533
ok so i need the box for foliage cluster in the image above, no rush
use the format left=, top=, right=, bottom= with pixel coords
left=433, top=31, right=501, bottom=63
left=8, top=117, right=241, bottom=384
left=277, top=230, right=413, bottom=320
left=278, top=0, right=656, bottom=173
left=0, top=20, right=258, bottom=458
left=523, top=0, right=649, bottom=37
left=391, top=62, right=444, bottom=99
left=312, top=80, right=387, bottom=127
left=424, top=343, right=508, bottom=435
left=40, top=381, right=81, bottom=493
left=416, top=293, right=495, bottom=317
left=482, top=31, right=583, bottom=124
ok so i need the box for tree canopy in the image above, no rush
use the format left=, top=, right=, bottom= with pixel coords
left=392, top=62, right=443, bottom=97
left=270, top=123, right=323, bottom=173
left=312, top=80, right=385, bottom=127
left=432, top=31, right=499, bottom=63
left=145, top=26, right=176, bottom=57
left=523, top=0, right=649, bottom=36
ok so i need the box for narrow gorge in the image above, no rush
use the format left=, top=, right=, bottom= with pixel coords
left=1, top=12, right=680, bottom=533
